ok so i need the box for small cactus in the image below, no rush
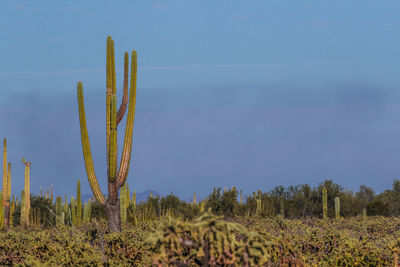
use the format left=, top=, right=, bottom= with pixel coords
left=322, top=187, right=328, bottom=219
left=76, top=180, right=82, bottom=226
left=56, top=196, right=63, bottom=227
left=335, top=197, right=340, bottom=219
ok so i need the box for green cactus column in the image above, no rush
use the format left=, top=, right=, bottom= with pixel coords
left=0, top=191, right=3, bottom=229
left=22, top=158, right=31, bottom=226
left=256, top=199, right=261, bottom=216
left=2, top=139, right=11, bottom=230
left=362, top=208, right=367, bottom=219
left=77, top=36, right=137, bottom=232
left=20, top=190, right=25, bottom=226
left=322, top=187, right=328, bottom=219
left=126, top=183, right=130, bottom=207
left=10, top=195, right=15, bottom=227
left=56, top=196, right=63, bottom=227
left=76, top=180, right=82, bottom=226
left=120, top=182, right=127, bottom=224
left=335, top=197, right=340, bottom=219
left=193, top=192, right=197, bottom=206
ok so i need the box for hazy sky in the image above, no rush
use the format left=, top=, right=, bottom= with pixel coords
left=1, top=1, right=400, bottom=200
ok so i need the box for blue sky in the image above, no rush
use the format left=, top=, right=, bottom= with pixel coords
left=1, top=1, right=400, bottom=200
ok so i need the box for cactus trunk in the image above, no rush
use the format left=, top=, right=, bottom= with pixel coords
left=120, top=182, right=127, bottom=224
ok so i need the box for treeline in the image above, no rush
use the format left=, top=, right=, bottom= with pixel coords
left=6, top=179, right=400, bottom=229
left=92, top=179, right=400, bottom=222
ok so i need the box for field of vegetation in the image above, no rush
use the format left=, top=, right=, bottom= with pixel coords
left=1, top=181, right=400, bottom=266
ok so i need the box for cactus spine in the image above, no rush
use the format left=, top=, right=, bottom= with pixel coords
left=76, top=180, right=82, bottom=226
left=77, top=36, right=137, bottom=232
left=120, top=182, right=127, bottom=224
left=335, top=197, right=340, bottom=219
left=56, top=196, right=63, bottom=227
left=322, top=187, right=327, bottom=219
left=22, top=158, right=31, bottom=226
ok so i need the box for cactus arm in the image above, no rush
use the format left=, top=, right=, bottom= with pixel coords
left=77, top=82, right=106, bottom=206
left=108, top=95, right=117, bottom=183
left=116, top=52, right=129, bottom=125
left=106, top=36, right=112, bottom=184
left=117, top=50, right=137, bottom=187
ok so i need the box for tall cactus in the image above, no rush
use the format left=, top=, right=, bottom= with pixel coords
left=120, top=182, right=127, bottom=224
left=2, top=139, right=11, bottom=229
left=362, top=208, right=367, bottom=218
left=322, top=187, right=328, bottom=219
left=56, top=196, right=63, bottom=227
left=22, top=158, right=31, bottom=226
left=77, top=36, right=137, bottom=232
left=76, top=180, right=82, bottom=226
left=193, top=192, right=197, bottom=206
left=240, top=190, right=243, bottom=205
left=335, top=197, right=340, bottom=219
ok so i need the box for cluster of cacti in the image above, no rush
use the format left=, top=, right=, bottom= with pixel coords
left=77, top=36, right=137, bottom=232
left=322, top=187, right=328, bottom=219
left=335, top=197, right=340, bottom=219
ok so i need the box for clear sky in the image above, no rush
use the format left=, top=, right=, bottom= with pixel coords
left=1, top=0, right=400, bottom=200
